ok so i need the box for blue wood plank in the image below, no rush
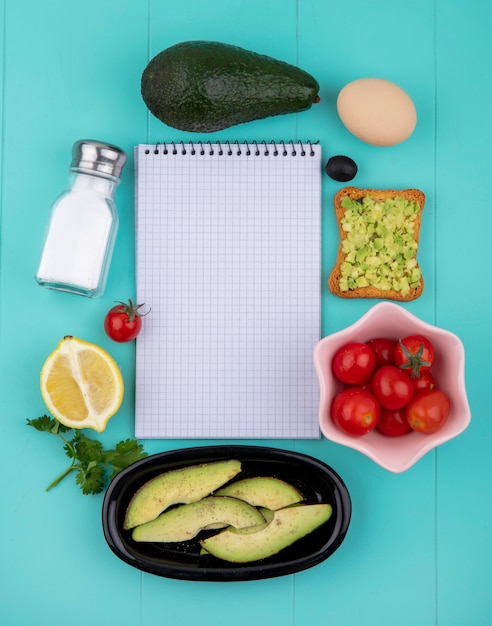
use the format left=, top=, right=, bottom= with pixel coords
left=0, top=1, right=147, bottom=624
left=434, top=1, right=492, bottom=625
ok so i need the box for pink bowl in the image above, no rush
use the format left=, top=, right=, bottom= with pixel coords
left=313, top=302, right=471, bottom=473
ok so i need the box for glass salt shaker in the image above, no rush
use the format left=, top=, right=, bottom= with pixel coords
left=35, top=139, right=127, bottom=298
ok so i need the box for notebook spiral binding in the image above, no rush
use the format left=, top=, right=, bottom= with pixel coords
left=145, top=140, right=318, bottom=157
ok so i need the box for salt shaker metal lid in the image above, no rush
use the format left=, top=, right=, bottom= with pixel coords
left=70, top=140, right=127, bottom=179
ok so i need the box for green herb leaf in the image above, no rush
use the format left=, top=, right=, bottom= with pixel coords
left=63, top=441, right=77, bottom=459
left=104, top=439, right=148, bottom=479
left=74, top=433, right=105, bottom=464
left=27, top=415, right=73, bottom=434
left=28, top=416, right=147, bottom=495
left=76, top=464, right=106, bottom=495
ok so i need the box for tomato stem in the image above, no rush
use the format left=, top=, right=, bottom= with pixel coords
left=114, top=298, right=150, bottom=322
left=397, top=340, right=431, bottom=379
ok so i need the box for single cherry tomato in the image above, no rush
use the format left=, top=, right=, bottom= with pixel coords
left=372, top=365, right=414, bottom=410
left=330, top=388, right=380, bottom=436
left=366, top=337, right=397, bottom=367
left=394, top=334, right=435, bottom=379
left=104, top=299, right=148, bottom=342
left=332, top=342, right=376, bottom=385
left=376, top=408, right=411, bottom=437
left=410, top=369, right=436, bottom=393
left=405, top=390, right=451, bottom=434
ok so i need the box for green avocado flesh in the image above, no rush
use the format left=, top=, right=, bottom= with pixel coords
left=215, top=476, right=303, bottom=510
left=125, top=460, right=333, bottom=563
left=200, top=504, right=333, bottom=563
left=132, top=496, right=265, bottom=542
left=339, top=195, right=422, bottom=296
left=231, top=507, right=276, bottom=536
left=123, top=460, right=241, bottom=530
left=141, top=40, right=320, bottom=132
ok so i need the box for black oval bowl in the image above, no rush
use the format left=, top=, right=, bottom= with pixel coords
left=102, top=445, right=351, bottom=582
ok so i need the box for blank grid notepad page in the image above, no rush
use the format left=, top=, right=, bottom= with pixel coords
left=135, top=142, right=321, bottom=439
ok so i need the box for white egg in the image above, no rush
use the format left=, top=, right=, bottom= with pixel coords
left=337, top=78, right=417, bottom=147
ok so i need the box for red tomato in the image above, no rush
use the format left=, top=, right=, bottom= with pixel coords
left=104, top=299, right=147, bottom=342
left=366, top=337, right=397, bottom=367
left=405, top=390, right=450, bottom=434
left=355, top=380, right=373, bottom=393
left=331, top=388, right=380, bottom=437
left=372, top=365, right=414, bottom=410
left=376, top=408, right=411, bottom=437
left=332, top=342, right=376, bottom=385
left=411, top=369, right=436, bottom=393
left=394, top=334, right=435, bottom=379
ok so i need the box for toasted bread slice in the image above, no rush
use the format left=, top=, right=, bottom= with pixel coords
left=328, top=187, right=425, bottom=302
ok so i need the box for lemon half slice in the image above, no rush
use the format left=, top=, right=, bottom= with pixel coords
left=40, top=336, right=124, bottom=432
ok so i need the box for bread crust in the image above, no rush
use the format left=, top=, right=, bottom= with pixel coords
left=328, top=187, right=425, bottom=301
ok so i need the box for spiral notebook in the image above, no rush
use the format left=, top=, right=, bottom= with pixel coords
left=134, top=140, right=322, bottom=439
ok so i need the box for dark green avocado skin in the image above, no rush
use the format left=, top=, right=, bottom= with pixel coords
left=141, top=41, right=320, bottom=132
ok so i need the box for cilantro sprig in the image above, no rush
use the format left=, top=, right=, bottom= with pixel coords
left=27, top=415, right=147, bottom=495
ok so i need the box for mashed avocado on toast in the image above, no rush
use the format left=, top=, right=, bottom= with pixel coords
left=328, top=187, right=425, bottom=301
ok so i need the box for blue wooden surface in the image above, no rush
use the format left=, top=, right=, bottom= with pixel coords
left=1, top=1, right=491, bottom=624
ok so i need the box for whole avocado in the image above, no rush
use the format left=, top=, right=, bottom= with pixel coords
left=141, top=41, right=320, bottom=132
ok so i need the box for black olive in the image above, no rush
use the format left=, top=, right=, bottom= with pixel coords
left=325, top=155, right=358, bottom=182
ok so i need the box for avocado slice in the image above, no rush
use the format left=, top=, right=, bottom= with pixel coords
left=230, top=507, right=275, bottom=536
left=141, top=40, right=320, bottom=132
left=132, top=496, right=265, bottom=542
left=200, top=504, right=333, bottom=563
left=215, top=476, right=303, bottom=510
left=123, top=460, right=241, bottom=529
left=200, top=508, right=275, bottom=554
